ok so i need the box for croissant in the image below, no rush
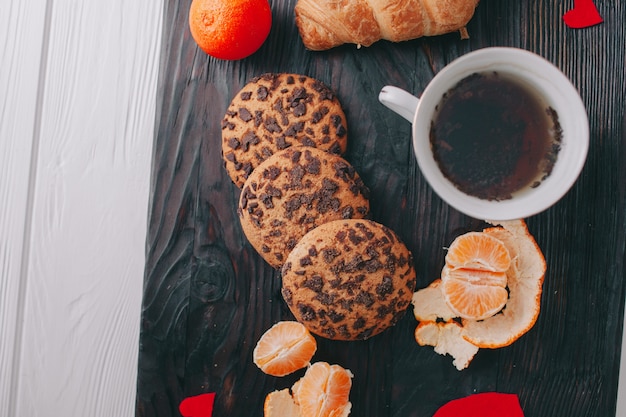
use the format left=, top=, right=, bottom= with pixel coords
left=294, top=0, right=480, bottom=51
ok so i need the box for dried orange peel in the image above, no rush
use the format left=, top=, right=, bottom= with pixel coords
left=412, top=219, right=546, bottom=370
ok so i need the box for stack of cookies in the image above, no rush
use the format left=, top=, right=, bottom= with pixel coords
left=221, top=73, right=416, bottom=341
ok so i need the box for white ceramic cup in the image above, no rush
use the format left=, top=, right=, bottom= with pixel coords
left=379, top=47, right=589, bottom=221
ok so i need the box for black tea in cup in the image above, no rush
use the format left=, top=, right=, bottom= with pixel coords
left=429, top=71, right=562, bottom=201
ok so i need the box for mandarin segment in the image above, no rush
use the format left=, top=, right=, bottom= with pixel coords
left=293, top=362, right=353, bottom=417
left=445, top=231, right=511, bottom=272
left=441, top=266, right=509, bottom=320
left=253, top=321, right=317, bottom=377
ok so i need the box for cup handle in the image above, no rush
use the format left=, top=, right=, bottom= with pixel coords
left=378, top=86, right=420, bottom=123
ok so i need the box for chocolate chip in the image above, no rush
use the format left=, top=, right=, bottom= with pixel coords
left=281, top=287, right=293, bottom=305
left=322, top=248, right=340, bottom=263
left=300, top=256, right=312, bottom=267
left=355, top=291, right=374, bottom=307
left=336, top=122, right=347, bottom=137
left=265, top=184, right=282, bottom=198
left=312, top=111, right=323, bottom=124
left=376, top=275, right=394, bottom=300
left=291, top=150, right=302, bottom=163
left=224, top=152, right=236, bottom=163
left=285, top=122, right=305, bottom=137
left=288, top=165, right=305, bottom=187
left=240, top=91, right=252, bottom=100
left=275, top=135, right=291, bottom=150
left=257, top=86, right=269, bottom=101
left=287, top=75, right=295, bottom=84
left=227, top=137, right=241, bottom=150
left=337, top=325, right=350, bottom=338
left=238, top=107, right=253, bottom=122
left=300, top=136, right=316, bottom=147
left=297, top=303, right=317, bottom=321
left=348, top=228, right=365, bottom=246
left=254, top=110, right=263, bottom=127
left=327, top=309, right=345, bottom=323
left=328, top=142, right=341, bottom=155
left=286, top=238, right=298, bottom=250
left=303, top=274, right=323, bottom=292
left=293, top=102, right=306, bottom=117
left=260, top=193, right=274, bottom=209
left=311, top=80, right=335, bottom=101
left=263, top=165, right=281, bottom=181
left=242, top=162, right=254, bottom=178
left=264, top=116, right=282, bottom=133
left=353, top=317, right=366, bottom=329
left=355, top=222, right=375, bottom=240
left=356, top=327, right=375, bottom=340
left=242, top=131, right=260, bottom=151
left=305, top=153, right=321, bottom=174
left=322, top=327, right=337, bottom=338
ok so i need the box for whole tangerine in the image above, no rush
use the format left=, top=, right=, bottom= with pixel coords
left=189, top=0, right=272, bottom=60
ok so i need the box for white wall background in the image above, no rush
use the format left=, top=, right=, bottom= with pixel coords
left=1, top=1, right=162, bottom=415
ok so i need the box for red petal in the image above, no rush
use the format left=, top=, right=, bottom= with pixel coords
left=433, top=392, right=524, bottom=417
left=563, top=0, right=603, bottom=29
left=179, top=393, right=216, bottom=417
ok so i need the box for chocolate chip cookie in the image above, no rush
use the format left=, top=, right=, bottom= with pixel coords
left=238, top=147, right=369, bottom=269
left=281, top=219, right=416, bottom=341
left=222, top=73, right=348, bottom=188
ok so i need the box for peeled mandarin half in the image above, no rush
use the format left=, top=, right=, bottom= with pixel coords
left=441, top=232, right=511, bottom=320
left=253, top=321, right=317, bottom=377
left=293, top=362, right=353, bottom=417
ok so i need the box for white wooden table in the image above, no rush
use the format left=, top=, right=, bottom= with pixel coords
left=1, top=2, right=625, bottom=416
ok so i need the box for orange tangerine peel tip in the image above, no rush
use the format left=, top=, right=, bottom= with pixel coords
left=253, top=321, right=317, bottom=377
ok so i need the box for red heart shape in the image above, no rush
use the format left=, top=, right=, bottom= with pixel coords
left=179, top=393, right=216, bottom=417
left=563, top=0, right=603, bottom=29
left=433, top=392, right=524, bottom=417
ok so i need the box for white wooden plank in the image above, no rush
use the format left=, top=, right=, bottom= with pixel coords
left=0, top=1, right=48, bottom=416
left=618, top=300, right=626, bottom=416
left=10, top=0, right=163, bottom=415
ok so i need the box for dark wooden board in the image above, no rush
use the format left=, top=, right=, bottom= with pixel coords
left=136, top=1, right=626, bottom=416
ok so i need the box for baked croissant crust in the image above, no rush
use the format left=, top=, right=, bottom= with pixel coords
left=294, top=0, right=480, bottom=51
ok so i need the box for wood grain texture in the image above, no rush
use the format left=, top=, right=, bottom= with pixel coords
left=1, top=0, right=162, bottom=415
left=0, top=2, right=48, bottom=416
left=137, top=1, right=626, bottom=416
